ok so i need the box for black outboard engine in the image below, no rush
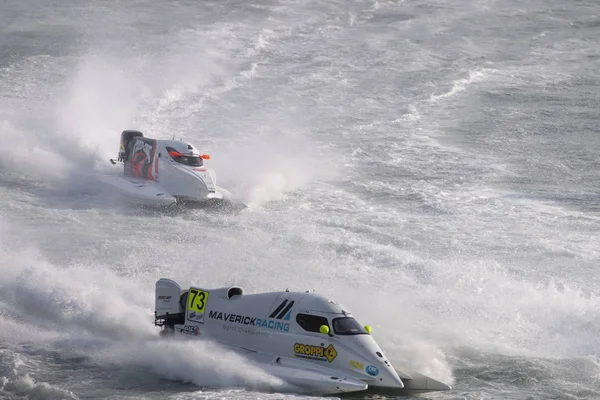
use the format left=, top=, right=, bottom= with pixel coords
left=118, top=130, right=144, bottom=162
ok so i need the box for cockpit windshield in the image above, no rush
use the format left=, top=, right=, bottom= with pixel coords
left=176, top=155, right=203, bottom=166
left=332, top=317, right=367, bottom=335
left=167, top=147, right=204, bottom=167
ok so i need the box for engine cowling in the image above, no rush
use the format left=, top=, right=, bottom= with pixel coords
left=155, top=278, right=184, bottom=318
left=118, top=130, right=144, bottom=162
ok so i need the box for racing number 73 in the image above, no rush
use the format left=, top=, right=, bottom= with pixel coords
left=188, top=288, right=209, bottom=313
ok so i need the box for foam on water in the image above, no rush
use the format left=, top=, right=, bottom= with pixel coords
left=91, top=340, right=287, bottom=392
left=428, top=69, right=490, bottom=103
left=1, top=0, right=599, bottom=398
left=0, top=350, right=79, bottom=400
left=0, top=219, right=290, bottom=396
left=0, top=24, right=334, bottom=208
left=0, top=120, right=71, bottom=181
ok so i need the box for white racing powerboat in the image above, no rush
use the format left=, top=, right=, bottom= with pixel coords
left=154, top=278, right=452, bottom=395
left=98, top=130, right=242, bottom=208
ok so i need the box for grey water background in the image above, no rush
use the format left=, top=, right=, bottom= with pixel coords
left=0, top=0, right=599, bottom=399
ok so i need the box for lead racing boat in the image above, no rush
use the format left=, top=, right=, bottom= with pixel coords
left=154, top=278, right=452, bottom=395
left=98, top=130, right=241, bottom=208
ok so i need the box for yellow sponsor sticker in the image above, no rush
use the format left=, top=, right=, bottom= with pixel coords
left=324, top=344, right=337, bottom=362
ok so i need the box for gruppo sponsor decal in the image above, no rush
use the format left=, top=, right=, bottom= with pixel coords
left=157, top=295, right=172, bottom=302
left=366, top=365, right=380, bottom=376
left=208, top=311, right=290, bottom=332
left=293, top=343, right=337, bottom=363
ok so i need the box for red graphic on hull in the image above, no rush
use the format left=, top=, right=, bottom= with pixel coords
left=130, top=140, right=157, bottom=180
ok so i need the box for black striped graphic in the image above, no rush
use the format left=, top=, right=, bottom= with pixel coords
left=269, top=299, right=295, bottom=319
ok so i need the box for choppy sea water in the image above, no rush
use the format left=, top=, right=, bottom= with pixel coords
left=1, top=0, right=599, bottom=399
